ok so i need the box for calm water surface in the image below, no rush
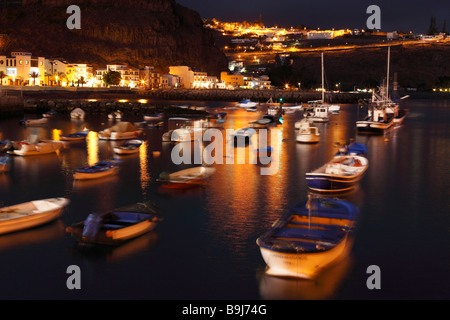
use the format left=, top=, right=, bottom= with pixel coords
left=0, top=98, right=448, bottom=300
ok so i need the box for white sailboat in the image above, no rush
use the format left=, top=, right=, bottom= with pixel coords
left=305, top=52, right=330, bottom=123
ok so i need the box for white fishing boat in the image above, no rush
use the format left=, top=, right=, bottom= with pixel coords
left=113, top=139, right=143, bottom=155
left=70, top=108, right=85, bottom=120
left=256, top=196, right=358, bottom=279
left=231, top=128, right=256, bottom=145
left=19, top=117, right=48, bottom=126
left=0, top=198, right=70, bottom=235
left=73, top=160, right=120, bottom=180
left=296, top=119, right=320, bottom=143
left=305, top=154, right=369, bottom=192
left=8, top=140, right=63, bottom=156
left=237, top=99, right=258, bottom=108
left=282, top=105, right=303, bottom=114
left=98, top=122, right=142, bottom=141
left=357, top=47, right=407, bottom=133
left=157, top=166, right=216, bottom=189
left=327, top=104, right=340, bottom=113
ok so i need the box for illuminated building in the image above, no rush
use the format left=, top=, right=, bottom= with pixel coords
left=0, top=52, right=45, bottom=86
left=140, top=66, right=161, bottom=89
left=307, top=29, right=351, bottom=39
left=169, top=66, right=195, bottom=88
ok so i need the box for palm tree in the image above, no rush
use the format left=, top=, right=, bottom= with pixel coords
left=29, top=71, right=40, bottom=86
left=78, top=76, right=86, bottom=87
left=0, top=71, right=6, bottom=85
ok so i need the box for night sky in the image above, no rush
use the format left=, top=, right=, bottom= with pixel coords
left=177, top=0, right=449, bottom=33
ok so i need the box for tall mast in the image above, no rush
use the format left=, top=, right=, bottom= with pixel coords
left=321, top=52, right=324, bottom=102
left=386, top=46, right=390, bottom=100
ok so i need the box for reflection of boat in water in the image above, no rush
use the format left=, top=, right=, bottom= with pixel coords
left=73, top=160, right=120, bottom=180
left=113, top=139, right=143, bottom=155
left=0, top=220, right=66, bottom=251
left=98, top=122, right=142, bottom=141
left=258, top=253, right=353, bottom=300
left=157, top=166, right=215, bottom=189
left=305, top=154, right=369, bottom=193
left=256, top=196, right=358, bottom=279
left=0, top=198, right=70, bottom=235
left=66, top=202, right=161, bottom=246
left=0, top=156, right=11, bottom=173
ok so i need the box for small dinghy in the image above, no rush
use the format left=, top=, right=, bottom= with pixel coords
left=0, top=198, right=70, bottom=235
left=113, top=139, right=143, bottom=155
left=70, top=108, right=85, bottom=120
left=143, top=113, right=164, bottom=121
left=98, top=122, right=142, bottom=141
left=43, top=110, right=57, bottom=118
left=305, top=154, right=369, bottom=192
left=256, top=196, right=358, bottom=279
left=249, top=118, right=271, bottom=128
left=231, top=128, right=255, bottom=145
left=19, top=118, right=48, bottom=126
left=59, top=130, right=90, bottom=141
left=73, top=160, right=120, bottom=180
left=66, top=202, right=160, bottom=246
left=8, top=140, right=63, bottom=156
left=158, top=166, right=216, bottom=189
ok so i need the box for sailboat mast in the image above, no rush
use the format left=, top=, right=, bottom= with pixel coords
left=386, top=46, right=390, bottom=99
left=321, top=52, right=325, bottom=102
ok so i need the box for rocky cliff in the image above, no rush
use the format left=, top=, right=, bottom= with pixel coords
left=0, top=0, right=228, bottom=75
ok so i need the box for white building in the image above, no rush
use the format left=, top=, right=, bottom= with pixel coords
left=160, top=74, right=182, bottom=88
left=0, top=52, right=45, bottom=86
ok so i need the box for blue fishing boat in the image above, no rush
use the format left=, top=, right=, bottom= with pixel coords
left=73, top=160, right=120, bottom=180
left=256, top=196, right=358, bottom=279
left=59, top=130, right=90, bottom=141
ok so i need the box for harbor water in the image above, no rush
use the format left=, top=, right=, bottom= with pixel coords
left=0, top=98, right=448, bottom=300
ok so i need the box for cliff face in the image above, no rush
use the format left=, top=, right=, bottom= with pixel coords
left=0, top=0, right=227, bottom=75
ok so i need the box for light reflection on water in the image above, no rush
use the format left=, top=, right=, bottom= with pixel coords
left=0, top=99, right=448, bottom=299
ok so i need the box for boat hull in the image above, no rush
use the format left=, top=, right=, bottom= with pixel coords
left=0, top=198, right=69, bottom=235
left=73, top=167, right=119, bottom=180
left=305, top=174, right=364, bottom=192
left=258, top=235, right=349, bottom=279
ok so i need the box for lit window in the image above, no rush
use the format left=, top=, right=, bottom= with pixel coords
left=19, top=60, right=22, bottom=64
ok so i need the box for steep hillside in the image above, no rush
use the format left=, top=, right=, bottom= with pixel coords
left=0, top=0, right=228, bottom=75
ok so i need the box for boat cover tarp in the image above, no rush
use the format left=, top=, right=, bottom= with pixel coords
left=71, top=108, right=85, bottom=117
left=108, top=122, right=137, bottom=132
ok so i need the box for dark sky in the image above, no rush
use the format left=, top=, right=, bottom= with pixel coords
left=177, top=0, right=449, bottom=33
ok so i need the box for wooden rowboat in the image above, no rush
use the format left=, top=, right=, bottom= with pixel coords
left=66, top=202, right=161, bottom=245
left=73, top=160, right=120, bottom=180
left=158, top=166, right=216, bottom=189
left=0, top=198, right=70, bottom=235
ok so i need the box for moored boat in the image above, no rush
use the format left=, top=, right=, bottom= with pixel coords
left=256, top=196, right=358, bottom=279
left=305, top=154, right=368, bottom=192
left=236, top=99, right=258, bottom=108
left=231, top=128, right=256, bottom=144
left=296, top=119, right=320, bottom=144
left=19, top=117, right=48, bottom=126
left=98, top=122, right=142, bottom=140
left=157, top=166, right=215, bottom=189
left=0, top=198, right=70, bottom=235
left=43, top=110, right=57, bottom=118
left=249, top=118, right=271, bottom=128
left=143, top=113, right=164, bottom=121
left=59, top=130, right=90, bottom=141
left=8, top=140, right=63, bottom=156
left=66, top=202, right=160, bottom=246
left=113, top=139, right=143, bottom=155
left=73, top=160, right=120, bottom=180
left=70, top=108, right=85, bottom=120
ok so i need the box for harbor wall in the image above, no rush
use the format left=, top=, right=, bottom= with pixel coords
left=0, top=95, right=24, bottom=118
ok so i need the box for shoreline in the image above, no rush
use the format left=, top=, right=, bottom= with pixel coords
left=1, top=87, right=448, bottom=119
